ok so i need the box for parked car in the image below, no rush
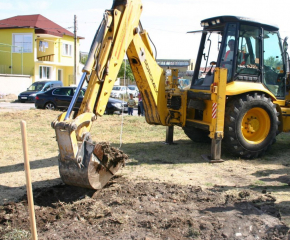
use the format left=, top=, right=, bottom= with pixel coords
left=18, top=80, right=63, bottom=103
left=35, top=87, right=128, bottom=114
left=105, top=97, right=128, bottom=114
left=110, top=85, right=128, bottom=98
left=35, top=87, right=84, bottom=110
left=127, top=85, right=139, bottom=97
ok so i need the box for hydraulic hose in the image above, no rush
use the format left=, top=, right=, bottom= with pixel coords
left=64, top=14, right=108, bottom=120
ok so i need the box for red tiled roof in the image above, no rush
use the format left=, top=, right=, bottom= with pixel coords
left=0, top=14, right=83, bottom=39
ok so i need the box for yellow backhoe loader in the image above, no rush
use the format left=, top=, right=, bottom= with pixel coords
left=52, top=0, right=290, bottom=189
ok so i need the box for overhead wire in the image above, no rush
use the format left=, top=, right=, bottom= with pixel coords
left=119, top=8, right=130, bottom=149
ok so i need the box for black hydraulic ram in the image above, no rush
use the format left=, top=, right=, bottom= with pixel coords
left=64, top=14, right=108, bottom=120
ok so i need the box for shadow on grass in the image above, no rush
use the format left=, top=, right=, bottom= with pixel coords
left=116, top=139, right=213, bottom=165
left=113, top=132, right=290, bottom=166
left=2, top=135, right=290, bottom=174
left=0, top=156, right=58, bottom=174
left=0, top=139, right=213, bottom=176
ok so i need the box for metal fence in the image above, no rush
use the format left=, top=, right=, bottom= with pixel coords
left=0, top=43, right=23, bottom=74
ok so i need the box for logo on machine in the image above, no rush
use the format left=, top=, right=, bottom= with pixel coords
left=144, top=59, right=157, bottom=92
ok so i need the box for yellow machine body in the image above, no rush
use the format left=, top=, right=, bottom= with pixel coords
left=51, top=0, right=290, bottom=189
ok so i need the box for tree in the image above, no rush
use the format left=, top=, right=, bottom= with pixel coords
left=117, top=60, right=135, bottom=82
left=80, top=57, right=134, bottom=82
left=264, top=56, right=282, bottom=69
left=80, top=55, right=88, bottom=64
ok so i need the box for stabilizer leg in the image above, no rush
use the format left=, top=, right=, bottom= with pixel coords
left=165, top=126, right=174, bottom=145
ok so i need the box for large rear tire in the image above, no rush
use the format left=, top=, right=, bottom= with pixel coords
left=224, top=93, right=278, bottom=158
left=183, top=127, right=211, bottom=143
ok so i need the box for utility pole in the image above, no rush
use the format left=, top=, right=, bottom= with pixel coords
left=74, top=15, right=77, bottom=85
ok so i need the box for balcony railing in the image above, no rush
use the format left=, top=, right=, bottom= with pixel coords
left=37, top=54, right=55, bottom=61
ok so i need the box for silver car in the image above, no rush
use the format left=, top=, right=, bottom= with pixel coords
left=127, top=85, right=139, bottom=97
left=110, top=85, right=128, bottom=98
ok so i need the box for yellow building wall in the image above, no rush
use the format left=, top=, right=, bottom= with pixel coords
left=35, top=35, right=77, bottom=64
left=36, top=39, right=55, bottom=59
left=0, top=28, right=35, bottom=75
left=0, top=27, right=80, bottom=85
left=62, top=66, right=74, bottom=86
left=59, top=35, right=75, bottom=66
left=33, top=64, right=74, bottom=86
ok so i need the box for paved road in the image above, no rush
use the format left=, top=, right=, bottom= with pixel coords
left=0, top=102, right=35, bottom=111
left=0, top=101, right=139, bottom=116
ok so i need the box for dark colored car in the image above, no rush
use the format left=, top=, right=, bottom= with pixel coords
left=35, top=87, right=128, bottom=114
left=18, top=80, right=63, bottom=103
left=105, top=97, right=128, bottom=114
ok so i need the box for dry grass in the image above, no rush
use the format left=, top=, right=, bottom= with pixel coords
left=0, top=109, right=290, bottom=225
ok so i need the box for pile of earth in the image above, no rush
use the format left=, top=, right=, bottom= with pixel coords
left=1, top=143, right=289, bottom=239
left=93, top=142, right=128, bottom=170
left=0, top=176, right=289, bottom=240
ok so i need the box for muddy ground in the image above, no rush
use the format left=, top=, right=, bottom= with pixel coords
left=0, top=140, right=289, bottom=240
left=0, top=176, right=289, bottom=240
left=0, top=110, right=290, bottom=239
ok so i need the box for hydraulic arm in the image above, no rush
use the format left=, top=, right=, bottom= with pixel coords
left=51, top=0, right=186, bottom=189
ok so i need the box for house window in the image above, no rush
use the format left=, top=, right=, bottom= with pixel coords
left=62, top=43, right=72, bottom=56
left=39, top=66, right=52, bottom=79
left=12, top=33, right=33, bottom=53
left=57, top=69, right=63, bottom=81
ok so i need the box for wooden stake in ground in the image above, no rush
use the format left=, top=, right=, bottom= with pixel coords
left=20, top=120, right=38, bottom=240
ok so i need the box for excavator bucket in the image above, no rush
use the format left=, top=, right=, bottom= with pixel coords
left=52, top=114, right=127, bottom=190
left=58, top=141, right=127, bottom=189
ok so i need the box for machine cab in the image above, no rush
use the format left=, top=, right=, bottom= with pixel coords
left=191, top=16, right=287, bottom=99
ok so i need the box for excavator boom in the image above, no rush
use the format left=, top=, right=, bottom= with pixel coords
left=51, top=0, right=183, bottom=189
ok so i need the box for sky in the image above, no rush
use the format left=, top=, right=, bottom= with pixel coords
left=1, top=0, right=290, bottom=59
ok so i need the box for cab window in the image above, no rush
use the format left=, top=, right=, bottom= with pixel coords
left=191, top=31, right=222, bottom=89
left=263, top=31, right=285, bottom=98
left=233, top=25, right=262, bottom=80
left=220, top=23, right=237, bottom=81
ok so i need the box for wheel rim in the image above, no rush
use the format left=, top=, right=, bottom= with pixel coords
left=241, top=107, right=270, bottom=144
left=45, top=103, right=55, bottom=110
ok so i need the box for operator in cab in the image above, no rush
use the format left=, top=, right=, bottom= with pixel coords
left=224, top=39, right=235, bottom=66
left=223, top=39, right=235, bottom=79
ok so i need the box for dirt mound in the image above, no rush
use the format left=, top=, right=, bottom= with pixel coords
left=0, top=176, right=289, bottom=240
left=94, top=142, right=128, bottom=170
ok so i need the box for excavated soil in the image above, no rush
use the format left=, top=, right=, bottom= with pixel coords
left=0, top=143, right=289, bottom=239
left=0, top=176, right=289, bottom=240
left=94, top=142, right=128, bottom=170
